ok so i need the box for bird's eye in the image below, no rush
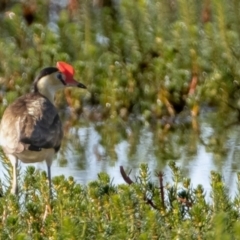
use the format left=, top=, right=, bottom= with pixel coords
left=56, top=72, right=63, bottom=80
left=56, top=72, right=66, bottom=85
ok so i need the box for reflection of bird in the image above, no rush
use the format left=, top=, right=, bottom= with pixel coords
left=0, top=62, right=86, bottom=196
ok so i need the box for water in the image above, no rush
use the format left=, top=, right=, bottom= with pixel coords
left=1, top=111, right=240, bottom=198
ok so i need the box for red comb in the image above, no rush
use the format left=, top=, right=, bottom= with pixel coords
left=57, top=61, right=75, bottom=77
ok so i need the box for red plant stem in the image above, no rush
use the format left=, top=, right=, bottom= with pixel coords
left=158, top=171, right=165, bottom=208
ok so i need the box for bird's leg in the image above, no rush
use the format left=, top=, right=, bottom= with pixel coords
left=8, top=155, right=19, bottom=195
left=43, top=160, right=53, bottom=221
left=46, top=163, right=52, bottom=199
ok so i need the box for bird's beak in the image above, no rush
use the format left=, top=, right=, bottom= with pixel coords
left=56, top=61, right=87, bottom=89
left=65, top=76, right=87, bottom=89
left=77, top=82, right=87, bottom=89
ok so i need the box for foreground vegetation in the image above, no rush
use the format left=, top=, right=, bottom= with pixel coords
left=0, top=162, right=240, bottom=239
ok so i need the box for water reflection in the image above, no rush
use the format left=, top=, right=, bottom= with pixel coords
left=58, top=113, right=240, bottom=198
left=1, top=112, right=240, bottom=197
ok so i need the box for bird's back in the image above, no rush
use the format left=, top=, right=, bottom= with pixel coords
left=0, top=93, right=63, bottom=156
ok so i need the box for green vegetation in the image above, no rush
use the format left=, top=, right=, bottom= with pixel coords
left=1, top=162, right=240, bottom=239
left=1, top=0, right=240, bottom=238
left=0, top=0, right=240, bottom=122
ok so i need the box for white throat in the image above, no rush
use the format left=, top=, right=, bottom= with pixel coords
left=36, top=75, right=64, bottom=104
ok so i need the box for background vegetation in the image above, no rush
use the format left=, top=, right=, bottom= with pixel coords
left=0, top=0, right=240, bottom=238
left=1, top=0, right=240, bottom=122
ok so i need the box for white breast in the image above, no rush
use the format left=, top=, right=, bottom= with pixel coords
left=15, top=148, right=55, bottom=164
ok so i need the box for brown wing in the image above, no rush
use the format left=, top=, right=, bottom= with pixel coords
left=0, top=93, right=63, bottom=154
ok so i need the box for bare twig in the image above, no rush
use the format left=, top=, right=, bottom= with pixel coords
left=120, top=166, right=134, bottom=185
left=156, top=171, right=165, bottom=208
left=120, top=166, right=158, bottom=210
left=144, top=196, right=158, bottom=210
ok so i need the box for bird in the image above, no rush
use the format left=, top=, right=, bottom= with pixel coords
left=0, top=61, right=86, bottom=196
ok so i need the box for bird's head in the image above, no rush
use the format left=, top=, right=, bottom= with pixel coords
left=33, top=61, right=86, bottom=102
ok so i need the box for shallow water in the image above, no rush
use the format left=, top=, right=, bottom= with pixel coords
left=1, top=111, right=240, bottom=198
